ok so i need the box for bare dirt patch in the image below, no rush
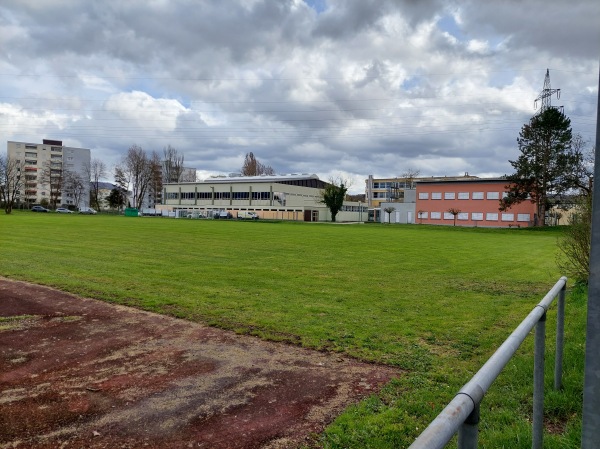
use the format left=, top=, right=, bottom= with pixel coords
left=0, top=278, right=400, bottom=448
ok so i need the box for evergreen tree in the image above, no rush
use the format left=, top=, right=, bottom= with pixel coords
left=320, top=179, right=348, bottom=222
left=501, top=107, right=580, bottom=225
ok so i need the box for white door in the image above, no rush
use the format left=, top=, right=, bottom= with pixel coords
left=407, top=211, right=413, bottom=224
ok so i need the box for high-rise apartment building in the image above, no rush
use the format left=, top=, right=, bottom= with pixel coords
left=7, top=139, right=91, bottom=208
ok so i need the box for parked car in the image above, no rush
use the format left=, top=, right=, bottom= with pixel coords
left=31, top=205, right=49, bottom=213
left=213, top=210, right=233, bottom=219
left=237, top=211, right=259, bottom=220
left=79, top=207, right=97, bottom=215
left=55, top=208, right=73, bottom=214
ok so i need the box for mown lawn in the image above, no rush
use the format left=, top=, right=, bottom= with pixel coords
left=0, top=212, right=584, bottom=448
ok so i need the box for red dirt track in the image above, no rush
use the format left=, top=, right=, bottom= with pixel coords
left=0, top=278, right=399, bottom=448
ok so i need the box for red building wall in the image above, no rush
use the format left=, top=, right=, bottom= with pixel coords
left=415, top=179, right=538, bottom=227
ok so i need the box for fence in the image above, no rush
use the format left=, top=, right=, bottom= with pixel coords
left=408, top=276, right=567, bottom=449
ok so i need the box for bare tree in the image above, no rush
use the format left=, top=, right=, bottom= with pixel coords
left=63, top=169, right=86, bottom=210
left=401, top=168, right=421, bottom=189
left=241, top=152, right=275, bottom=176
left=447, top=208, right=461, bottom=226
left=39, top=160, right=64, bottom=210
left=162, top=145, right=185, bottom=183
left=384, top=206, right=396, bottom=224
left=121, top=144, right=152, bottom=210
left=86, top=158, right=107, bottom=210
left=148, top=151, right=163, bottom=207
left=0, top=155, right=25, bottom=214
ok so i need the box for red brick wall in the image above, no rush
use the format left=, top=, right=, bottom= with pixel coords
left=415, top=180, right=538, bottom=227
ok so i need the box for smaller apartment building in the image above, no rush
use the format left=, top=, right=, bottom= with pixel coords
left=415, top=178, right=538, bottom=227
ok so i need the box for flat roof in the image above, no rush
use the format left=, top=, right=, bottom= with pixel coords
left=167, top=174, right=321, bottom=185
left=415, top=177, right=508, bottom=185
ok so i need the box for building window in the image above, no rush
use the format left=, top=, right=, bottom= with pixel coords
left=443, top=212, right=454, bottom=220
left=418, top=192, right=429, bottom=200
left=458, top=212, right=469, bottom=220
left=197, top=192, right=212, bottom=199
left=472, top=212, right=483, bottom=221
left=444, top=192, right=455, bottom=200
left=432, top=192, right=442, bottom=200
left=232, top=192, right=250, bottom=200
left=487, top=192, right=500, bottom=200
left=517, top=214, right=531, bottom=222
left=25, top=152, right=37, bottom=157
left=181, top=192, right=195, bottom=199
left=458, top=192, right=469, bottom=200
left=486, top=213, right=498, bottom=221
left=501, top=213, right=514, bottom=221
left=430, top=212, right=441, bottom=220
left=472, top=192, right=484, bottom=200
left=418, top=211, right=429, bottom=219
left=166, top=192, right=179, bottom=200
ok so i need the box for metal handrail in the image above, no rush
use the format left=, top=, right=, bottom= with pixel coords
left=408, top=276, right=567, bottom=449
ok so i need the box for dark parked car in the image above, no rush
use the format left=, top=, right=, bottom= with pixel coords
left=31, top=206, right=49, bottom=213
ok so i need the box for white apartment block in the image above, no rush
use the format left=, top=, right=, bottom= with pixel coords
left=7, top=139, right=91, bottom=208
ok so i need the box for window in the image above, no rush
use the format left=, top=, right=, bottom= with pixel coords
left=501, top=213, right=515, bottom=221
left=252, top=192, right=271, bottom=200
left=444, top=192, right=456, bottom=200
left=458, top=213, right=469, bottom=220
left=418, top=192, right=429, bottom=200
left=197, top=192, right=212, bottom=199
left=25, top=152, right=37, bottom=157
left=432, top=192, right=442, bottom=200
left=486, top=213, right=498, bottom=221
left=430, top=212, right=441, bottom=220
left=232, top=192, right=250, bottom=200
left=166, top=192, right=179, bottom=200
left=458, top=192, right=469, bottom=200
left=517, top=214, right=531, bottom=222
left=417, top=211, right=428, bottom=219
left=487, top=192, right=500, bottom=200
left=443, top=212, right=454, bottom=220
left=51, top=146, right=62, bottom=152
left=472, top=192, right=484, bottom=200
left=181, top=192, right=195, bottom=200
left=25, top=144, right=37, bottom=149
left=472, top=212, right=483, bottom=221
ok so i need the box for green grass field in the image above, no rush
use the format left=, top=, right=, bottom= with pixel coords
left=0, top=213, right=585, bottom=448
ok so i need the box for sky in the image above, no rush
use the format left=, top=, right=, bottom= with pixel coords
left=1, top=0, right=598, bottom=194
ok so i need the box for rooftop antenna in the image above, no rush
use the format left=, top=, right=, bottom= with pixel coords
left=534, top=69, right=562, bottom=113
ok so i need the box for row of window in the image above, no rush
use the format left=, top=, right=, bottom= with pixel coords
left=419, top=191, right=504, bottom=200
left=418, top=211, right=531, bottom=222
left=167, top=191, right=274, bottom=200
left=371, top=181, right=411, bottom=189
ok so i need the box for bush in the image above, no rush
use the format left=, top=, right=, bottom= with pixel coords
left=557, top=196, right=591, bottom=283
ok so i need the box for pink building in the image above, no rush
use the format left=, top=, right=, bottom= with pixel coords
left=415, top=178, right=538, bottom=227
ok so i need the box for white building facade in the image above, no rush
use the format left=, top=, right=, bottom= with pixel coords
left=160, top=174, right=367, bottom=222
left=7, top=139, right=91, bottom=208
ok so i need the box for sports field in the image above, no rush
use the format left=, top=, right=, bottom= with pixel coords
left=0, top=213, right=585, bottom=448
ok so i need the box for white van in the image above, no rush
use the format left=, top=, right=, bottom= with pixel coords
left=237, top=211, right=259, bottom=220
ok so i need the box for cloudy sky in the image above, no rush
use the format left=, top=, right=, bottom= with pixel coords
left=1, top=0, right=598, bottom=193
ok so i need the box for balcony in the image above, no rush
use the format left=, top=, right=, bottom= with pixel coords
left=24, top=167, right=38, bottom=172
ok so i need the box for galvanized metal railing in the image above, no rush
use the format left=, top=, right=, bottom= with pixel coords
left=409, top=276, right=567, bottom=449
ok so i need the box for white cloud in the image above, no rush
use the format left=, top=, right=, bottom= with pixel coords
left=0, top=0, right=597, bottom=195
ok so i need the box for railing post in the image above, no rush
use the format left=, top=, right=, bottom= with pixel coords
left=458, top=402, right=480, bottom=449
left=554, top=284, right=566, bottom=390
left=532, top=310, right=546, bottom=449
